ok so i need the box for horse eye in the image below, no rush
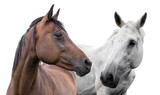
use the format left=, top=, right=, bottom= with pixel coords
left=55, top=32, right=62, bottom=37
left=128, top=40, right=136, bottom=47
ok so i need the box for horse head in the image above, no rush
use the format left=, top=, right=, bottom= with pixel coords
left=100, top=12, right=147, bottom=88
left=35, top=5, right=92, bottom=76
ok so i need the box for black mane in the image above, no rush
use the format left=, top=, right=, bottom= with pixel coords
left=12, top=17, right=65, bottom=77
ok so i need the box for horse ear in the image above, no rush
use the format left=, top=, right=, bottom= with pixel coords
left=53, top=8, right=60, bottom=20
left=136, top=13, right=147, bottom=28
left=114, top=12, right=125, bottom=28
left=42, top=4, right=54, bottom=22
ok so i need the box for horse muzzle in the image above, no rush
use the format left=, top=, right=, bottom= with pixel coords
left=100, top=71, right=119, bottom=88
left=75, top=59, right=92, bottom=77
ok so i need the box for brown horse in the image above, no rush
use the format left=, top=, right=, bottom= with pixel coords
left=7, top=5, right=92, bottom=95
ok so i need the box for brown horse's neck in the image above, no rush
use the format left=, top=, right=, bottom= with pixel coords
left=11, top=27, right=39, bottom=95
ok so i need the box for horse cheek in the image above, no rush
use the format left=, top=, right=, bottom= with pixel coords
left=36, top=39, right=59, bottom=63
left=130, top=46, right=143, bottom=68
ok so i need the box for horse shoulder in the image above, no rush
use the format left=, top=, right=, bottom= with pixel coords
left=31, top=64, right=76, bottom=95
left=31, top=65, right=56, bottom=95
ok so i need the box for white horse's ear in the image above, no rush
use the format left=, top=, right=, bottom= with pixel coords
left=114, top=12, right=125, bottom=28
left=136, top=13, right=147, bottom=28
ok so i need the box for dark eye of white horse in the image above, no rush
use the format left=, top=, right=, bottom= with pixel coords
left=128, top=39, right=136, bottom=48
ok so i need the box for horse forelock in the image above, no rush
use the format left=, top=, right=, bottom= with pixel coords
left=110, top=21, right=144, bottom=44
left=125, top=21, right=145, bottom=43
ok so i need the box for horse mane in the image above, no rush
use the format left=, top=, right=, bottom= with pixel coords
left=108, top=29, right=119, bottom=40
left=12, top=16, right=65, bottom=77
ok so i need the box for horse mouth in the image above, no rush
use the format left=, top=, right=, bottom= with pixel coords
left=60, top=57, right=91, bottom=76
left=60, top=57, right=71, bottom=64
left=75, top=67, right=90, bottom=77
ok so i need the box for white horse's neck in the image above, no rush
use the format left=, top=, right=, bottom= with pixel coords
left=93, top=30, right=118, bottom=69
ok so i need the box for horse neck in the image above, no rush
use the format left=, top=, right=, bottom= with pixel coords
left=11, top=27, right=39, bottom=95
left=94, top=40, right=113, bottom=67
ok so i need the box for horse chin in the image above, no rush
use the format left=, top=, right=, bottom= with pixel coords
left=75, top=67, right=90, bottom=77
left=76, top=72, right=85, bottom=77
left=101, top=81, right=118, bottom=88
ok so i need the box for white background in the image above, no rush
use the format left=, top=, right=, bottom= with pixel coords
left=0, top=0, right=160, bottom=94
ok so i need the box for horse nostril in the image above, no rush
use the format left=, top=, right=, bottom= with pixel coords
left=100, top=75, right=104, bottom=81
left=84, top=59, right=92, bottom=67
left=106, top=74, right=114, bottom=83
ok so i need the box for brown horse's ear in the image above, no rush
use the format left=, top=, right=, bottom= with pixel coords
left=42, top=4, right=54, bottom=23
left=136, top=13, right=147, bottom=28
left=53, top=8, right=60, bottom=19
left=114, top=12, right=125, bottom=28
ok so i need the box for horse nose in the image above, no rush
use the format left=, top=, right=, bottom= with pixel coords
left=100, top=73, right=104, bottom=81
left=84, top=59, right=92, bottom=69
left=106, top=74, right=114, bottom=83
left=100, top=72, right=114, bottom=84
left=100, top=70, right=119, bottom=88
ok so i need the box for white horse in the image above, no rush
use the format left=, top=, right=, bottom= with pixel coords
left=76, top=12, right=147, bottom=95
